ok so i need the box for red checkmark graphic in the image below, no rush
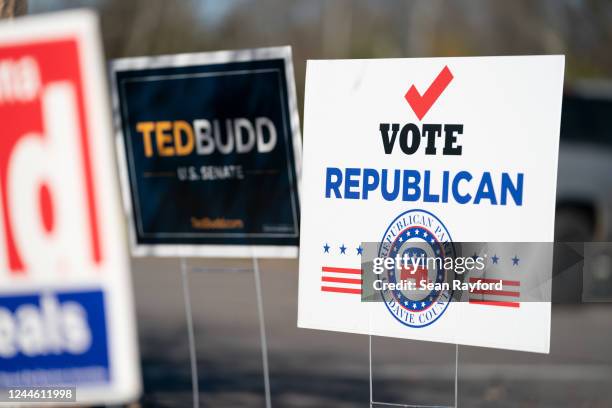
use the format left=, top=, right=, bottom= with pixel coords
left=405, top=65, right=454, bottom=120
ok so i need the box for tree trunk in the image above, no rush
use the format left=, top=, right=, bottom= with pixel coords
left=0, top=0, right=27, bottom=19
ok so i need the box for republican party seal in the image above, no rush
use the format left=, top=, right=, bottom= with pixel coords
left=378, top=209, right=457, bottom=328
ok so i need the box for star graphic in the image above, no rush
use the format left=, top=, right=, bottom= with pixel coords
left=472, top=252, right=478, bottom=261
left=323, top=243, right=330, bottom=253
left=491, top=254, right=499, bottom=264
left=340, top=244, right=347, bottom=254
left=512, top=255, right=520, bottom=266
left=356, top=246, right=363, bottom=255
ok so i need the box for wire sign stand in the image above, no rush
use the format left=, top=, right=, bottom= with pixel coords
left=369, top=336, right=459, bottom=408
left=180, top=257, right=272, bottom=408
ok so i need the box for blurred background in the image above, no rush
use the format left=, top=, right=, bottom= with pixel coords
left=13, top=0, right=612, bottom=406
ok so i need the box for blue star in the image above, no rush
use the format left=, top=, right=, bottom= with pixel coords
left=340, top=244, right=347, bottom=254
left=512, top=255, right=519, bottom=266
left=323, top=243, right=330, bottom=253
left=472, top=252, right=478, bottom=261
left=356, top=246, right=363, bottom=255
left=491, top=254, right=499, bottom=264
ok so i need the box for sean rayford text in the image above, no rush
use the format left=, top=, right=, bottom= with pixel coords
left=372, top=277, right=502, bottom=292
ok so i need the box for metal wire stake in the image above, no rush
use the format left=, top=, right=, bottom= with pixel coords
left=253, top=257, right=272, bottom=408
left=454, top=344, right=459, bottom=408
left=181, top=257, right=200, bottom=408
left=369, top=335, right=374, bottom=407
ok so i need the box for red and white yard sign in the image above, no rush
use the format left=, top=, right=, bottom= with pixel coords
left=0, top=10, right=140, bottom=404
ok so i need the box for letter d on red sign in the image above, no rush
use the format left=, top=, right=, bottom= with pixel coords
left=0, top=40, right=101, bottom=276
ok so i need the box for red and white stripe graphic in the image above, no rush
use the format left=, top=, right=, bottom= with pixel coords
left=468, top=277, right=521, bottom=308
left=320, top=266, right=362, bottom=295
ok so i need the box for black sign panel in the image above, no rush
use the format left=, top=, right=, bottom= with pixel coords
left=111, top=48, right=301, bottom=256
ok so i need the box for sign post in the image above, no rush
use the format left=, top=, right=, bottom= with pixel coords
left=111, top=46, right=302, bottom=407
left=0, top=10, right=141, bottom=405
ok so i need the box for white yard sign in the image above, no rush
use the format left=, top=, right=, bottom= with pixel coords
left=298, top=56, right=564, bottom=353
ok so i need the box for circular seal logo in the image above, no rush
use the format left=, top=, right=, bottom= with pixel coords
left=378, top=209, right=456, bottom=328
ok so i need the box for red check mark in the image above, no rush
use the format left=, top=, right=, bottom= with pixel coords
left=404, top=65, right=454, bottom=120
